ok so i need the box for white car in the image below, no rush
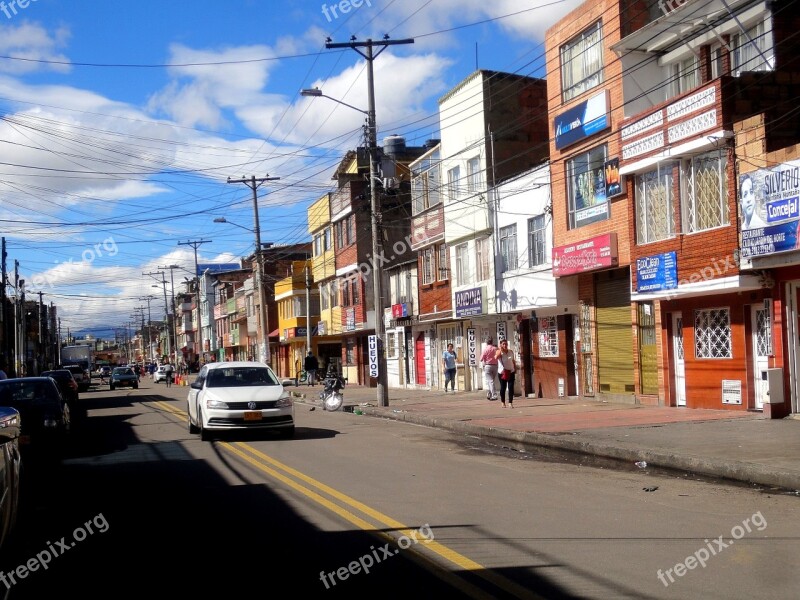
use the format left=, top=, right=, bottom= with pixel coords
left=186, top=361, right=294, bottom=441
left=153, top=366, right=170, bottom=383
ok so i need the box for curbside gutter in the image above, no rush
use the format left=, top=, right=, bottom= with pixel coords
left=354, top=405, right=800, bottom=492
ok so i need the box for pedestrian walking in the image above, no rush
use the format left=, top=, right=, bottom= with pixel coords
left=495, top=338, right=516, bottom=408
left=303, top=351, right=319, bottom=386
left=480, top=336, right=499, bottom=400
left=442, top=343, right=457, bottom=392
left=164, top=362, right=174, bottom=388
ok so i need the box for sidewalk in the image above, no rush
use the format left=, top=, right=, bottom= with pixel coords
left=291, top=383, right=800, bottom=492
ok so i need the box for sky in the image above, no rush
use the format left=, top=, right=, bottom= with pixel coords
left=0, top=0, right=582, bottom=339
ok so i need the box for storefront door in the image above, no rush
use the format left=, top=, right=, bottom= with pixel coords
left=751, top=303, right=771, bottom=410
left=415, top=333, right=426, bottom=386
left=672, top=313, right=686, bottom=407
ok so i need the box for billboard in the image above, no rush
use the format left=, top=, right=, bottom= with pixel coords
left=739, top=160, right=800, bottom=259
left=554, top=90, right=610, bottom=150
left=197, top=262, right=240, bottom=276
left=552, top=233, right=618, bottom=277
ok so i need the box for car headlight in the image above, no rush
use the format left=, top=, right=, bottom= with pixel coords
left=43, top=418, right=59, bottom=428
left=205, top=398, right=229, bottom=409
left=275, top=392, right=293, bottom=408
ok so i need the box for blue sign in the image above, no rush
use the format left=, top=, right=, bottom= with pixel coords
left=635, top=251, right=677, bottom=293
left=554, top=90, right=610, bottom=150
left=766, top=196, right=799, bottom=223
left=741, top=220, right=800, bottom=259
left=454, top=287, right=484, bottom=317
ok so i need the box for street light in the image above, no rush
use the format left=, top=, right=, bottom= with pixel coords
left=152, top=283, right=169, bottom=359
left=302, top=84, right=389, bottom=406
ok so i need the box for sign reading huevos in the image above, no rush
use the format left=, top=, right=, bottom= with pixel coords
left=467, top=328, right=477, bottom=366
left=368, top=335, right=379, bottom=378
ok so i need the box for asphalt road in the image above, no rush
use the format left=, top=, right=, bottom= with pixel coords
left=1, top=378, right=798, bottom=599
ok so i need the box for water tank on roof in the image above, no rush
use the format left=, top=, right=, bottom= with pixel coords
left=424, top=138, right=440, bottom=149
left=382, top=134, right=406, bottom=158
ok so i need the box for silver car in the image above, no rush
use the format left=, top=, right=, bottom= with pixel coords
left=186, top=362, right=294, bottom=441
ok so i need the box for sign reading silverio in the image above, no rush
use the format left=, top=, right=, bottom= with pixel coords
left=454, top=287, right=484, bottom=318
left=552, top=233, right=619, bottom=277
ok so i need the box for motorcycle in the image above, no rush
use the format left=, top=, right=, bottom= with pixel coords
left=320, top=371, right=347, bottom=411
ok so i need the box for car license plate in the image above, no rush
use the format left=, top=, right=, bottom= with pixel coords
left=243, top=411, right=262, bottom=421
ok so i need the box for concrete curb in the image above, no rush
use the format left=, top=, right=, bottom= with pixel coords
left=352, top=405, right=800, bottom=491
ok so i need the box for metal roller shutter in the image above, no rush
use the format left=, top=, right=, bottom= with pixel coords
left=596, top=271, right=634, bottom=394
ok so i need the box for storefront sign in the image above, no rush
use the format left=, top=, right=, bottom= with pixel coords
left=739, top=159, right=800, bottom=258
left=554, top=90, right=610, bottom=150
left=345, top=307, right=356, bottom=331
left=391, top=303, right=409, bottom=318
left=467, top=328, right=477, bottom=366
left=455, top=287, right=484, bottom=317
left=496, top=321, right=507, bottom=343
left=317, top=321, right=326, bottom=336
left=604, top=157, right=624, bottom=198
left=552, top=233, right=619, bottom=277
left=635, top=251, right=677, bottom=292
left=368, top=335, right=379, bottom=378
left=287, top=327, right=310, bottom=339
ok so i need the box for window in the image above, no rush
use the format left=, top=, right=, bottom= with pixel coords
left=412, top=165, right=441, bottom=214
left=528, top=215, right=547, bottom=267
left=538, top=317, right=559, bottom=357
left=672, top=54, right=699, bottom=96
left=321, top=283, right=329, bottom=310
left=499, top=225, right=518, bottom=272
left=561, top=21, right=604, bottom=102
left=682, top=150, right=728, bottom=233
left=467, top=157, right=482, bottom=193
left=341, top=279, right=350, bottom=306
left=710, top=43, right=725, bottom=79
left=335, top=217, right=353, bottom=248
left=330, top=280, right=339, bottom=308
left=731, top=19, right=774, bottom=75
left=567, top=145, right=608, bottom=228
left=387, top=332, right=397, bottom=359
left=324, top=227, right=332, bottom=251
left=694, top=308, right=732, bottom=359
left=313, top=233, right=323, bottom=256
left=447, top=166, right=461, bottom=202
left=351, top=279, right=359, bottom=305
left=636, top=162, right=675, bottom=244
left=476, top=237, right=491, bottom=281
left=437, top=244, right=448, bottom=281
left=421, top=248, right=435, bottom=284
left=455, top=243, right=470, bottom=286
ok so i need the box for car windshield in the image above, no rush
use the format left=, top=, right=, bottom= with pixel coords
left=205, top=367, right=279, bottom=388
left=0, top=380, right=59, bottom=406
left=42, top=371, right=71, bottom=381
left=113, top=368, right=134, bottom=376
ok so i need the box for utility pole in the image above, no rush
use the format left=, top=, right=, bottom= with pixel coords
left=159, top=265, right=181, bottom=367
left=143, top=270, right=170, bottom=361
left=178, top=240, right=210, bottom=367
left=305, top=263, right=312, bottom=355
left=226, top=176, right=280, bottom=366
left=324, top=36, right=413, bottom=407
left=139, top=295, right=154, bottom=361
left=38, top=291, right=43, bottom=373
left=1, top=237, right=7, bottom=365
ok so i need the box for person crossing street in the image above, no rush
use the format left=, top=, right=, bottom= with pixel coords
left=164, top=362, right=175, bottom=388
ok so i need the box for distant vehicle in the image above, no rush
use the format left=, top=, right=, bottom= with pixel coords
left=61, top=345, right=92, bottom=390
left=187, top=361, right=294, bottom=441
left=153, top=365, right=169, bottom=383
left=98, top=366, right=111, bottom=378
left=110, top=367, right=138, bottom=391
left=0, top=407, right=21, bottom=554
left=62, top=364, right=91, bottom=392
left=0, top=377, right=71, bottom=455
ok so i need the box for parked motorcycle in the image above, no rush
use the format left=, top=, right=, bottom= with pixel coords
left=320, top=370, right=346, bottom=411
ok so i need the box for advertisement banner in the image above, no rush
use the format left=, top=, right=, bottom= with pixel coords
left=554, top=90, right=610, bottom=150
left=455, top=287, right=484, bottom=317
left=738, top=159, right=800, bottom=258
left=553, top=233, right=619, bottom=277
left=635, top=251, right=677, bottom=292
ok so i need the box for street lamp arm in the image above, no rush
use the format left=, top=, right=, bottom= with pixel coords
left=213, top=216, right=254, bottom=233
left=300, top=88, right=368, bottom=116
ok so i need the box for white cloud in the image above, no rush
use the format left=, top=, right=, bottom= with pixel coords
left=0, top=22, right=71, bottom=74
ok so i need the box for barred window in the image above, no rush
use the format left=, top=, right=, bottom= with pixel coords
left=682, top=150, right=728, bottom=233
left=437, top=244, right=448, bottom=281
left=636, top=162, right=675, bottom=244
left=694, top=308, right=732, bottom=359
left=538, top=317, right=559, bottom=357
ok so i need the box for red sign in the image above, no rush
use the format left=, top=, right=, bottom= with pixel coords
left=552, top=233, right=618, bottom=277
left=391, top=303, right=408, bottom=318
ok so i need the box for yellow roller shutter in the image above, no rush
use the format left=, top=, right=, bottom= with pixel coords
left=596, top=271, right=634, bottom=394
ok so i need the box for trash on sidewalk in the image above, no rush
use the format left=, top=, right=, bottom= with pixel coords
left=643, top=486, right=659, bottom=492
left=354, top=408, right=363, bottom=415
left=635, top=461, right=648, bottom=468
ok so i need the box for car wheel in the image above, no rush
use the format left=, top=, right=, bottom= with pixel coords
left=133, top=383, right=138, bottom=389
left=278, top=425, right=295, bottom=439
left=188, top=405, right=199, bottom=434
left=110, top=384, right=115, bottom=391
left=199, top=411, right=211, bottom=441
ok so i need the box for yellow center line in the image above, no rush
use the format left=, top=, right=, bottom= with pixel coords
left=148, top=399, right=543, bottom=599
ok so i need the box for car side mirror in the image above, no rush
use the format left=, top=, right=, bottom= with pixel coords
left=190, top=381, right=203, bottom=390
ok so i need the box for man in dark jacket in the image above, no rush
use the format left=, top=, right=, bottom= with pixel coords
left=303, top=351, right=319, bottom=386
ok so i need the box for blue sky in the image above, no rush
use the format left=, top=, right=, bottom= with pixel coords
left=0, top=0, right=580, bottom=337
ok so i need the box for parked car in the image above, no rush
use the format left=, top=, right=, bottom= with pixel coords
left=62, top=364, right=91, bottom=392
left=97, top=365, right=111, bottom=378
left=0, top=406, right=21, bottom=554
left=110, top=367, right=138, bottom=391
left=187, top=361, right=294, bottom=441
left=41, top=369, right=79, bottom=406
left=0, top=378, right=71, bottom=455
